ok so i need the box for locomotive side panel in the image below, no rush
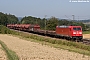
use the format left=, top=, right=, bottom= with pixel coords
left=56, top=26, right=71, bottom=37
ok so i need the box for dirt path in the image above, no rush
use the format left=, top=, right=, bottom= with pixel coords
left=0, top=44, right=7, bottom=60
left=83, top=34, right=90, bottom=39
left=0, top=34, right=90, bottom=60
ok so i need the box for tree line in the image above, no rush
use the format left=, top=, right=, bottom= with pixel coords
left=0, top=12, right=18, bottom=26
left=0, top=12, right=89, bottom=31
left=21, top=16, right=88, bottom=31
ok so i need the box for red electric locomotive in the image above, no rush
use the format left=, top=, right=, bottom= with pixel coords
left=56, top=26, right=83, bottom=40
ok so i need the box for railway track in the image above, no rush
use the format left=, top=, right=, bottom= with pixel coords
left=10, top=29, right=90, bottom=45
left=82, top=39, right=90, bottom=45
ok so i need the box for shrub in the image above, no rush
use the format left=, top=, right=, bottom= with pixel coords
left=0, top=25, right=11, bottom=34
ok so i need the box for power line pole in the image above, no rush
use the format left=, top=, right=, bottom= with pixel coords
left=72, top=15, right=75, bottom=20
left=65, top=15, right=71, bottom=20
left=36, top=18, right=37, bottom=24
left=78, top=16, right=79, bottom=21
left=45, top=15, right=47, bottom=34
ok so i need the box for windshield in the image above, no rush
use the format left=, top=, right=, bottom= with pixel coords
left=73, top=27, right=81, bottom=31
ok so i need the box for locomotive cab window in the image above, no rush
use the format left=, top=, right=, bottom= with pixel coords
left=73, top=27, right=81, bottom=31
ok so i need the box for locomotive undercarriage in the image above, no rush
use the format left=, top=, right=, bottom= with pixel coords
left=72, top=36, right=83, bottom=42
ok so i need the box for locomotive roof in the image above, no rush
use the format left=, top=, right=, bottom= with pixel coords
left=57, top=25, right=69, bottom=28
left=57, top=25, right=82, bottom=28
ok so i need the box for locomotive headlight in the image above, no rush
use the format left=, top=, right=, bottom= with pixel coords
left=79, top=32, right=82, bottom=34
left=73, top=32, right=76, bottom=34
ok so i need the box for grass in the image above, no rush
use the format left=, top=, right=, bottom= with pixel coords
left=0, top=25, right=11, bottom=34
left=0, top=40, right=19, bottom=60
left=9, top=30, right=90, bottom=56
left=83, top=31, right=90, bottom=34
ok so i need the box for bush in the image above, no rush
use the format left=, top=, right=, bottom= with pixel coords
left=0, top=25, right=11, bottom=34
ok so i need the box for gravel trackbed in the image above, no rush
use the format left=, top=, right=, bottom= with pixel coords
left=0, top=34, right=90, bottom=60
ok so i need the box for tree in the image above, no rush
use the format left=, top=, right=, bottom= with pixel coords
left=21, top=16, right=46, bottom=29
left=46, top=17, right=58, bottom=30
left=0, top=12, right=8, bottom=26
left=0, top=12, right=19, bottom=26
left=6, top=14, right=19, bottom=24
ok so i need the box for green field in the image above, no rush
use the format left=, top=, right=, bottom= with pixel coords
left=83, top=31, right=90, bottom=34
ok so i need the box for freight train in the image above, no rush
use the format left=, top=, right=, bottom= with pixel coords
left=7, top=24, right=83, bottom=41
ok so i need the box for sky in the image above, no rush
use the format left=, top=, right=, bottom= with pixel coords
left=0, top=0, right=90, bottom=20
